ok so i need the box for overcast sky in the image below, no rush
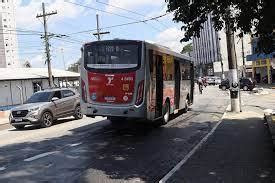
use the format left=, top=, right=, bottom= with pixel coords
left=17, top=0, right=188, bottom=69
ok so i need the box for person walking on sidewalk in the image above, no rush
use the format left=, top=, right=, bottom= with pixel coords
left=197, top=77, right=203, bottom=94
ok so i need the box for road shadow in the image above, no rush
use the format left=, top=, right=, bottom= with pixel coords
left=167, top=117, right=275, bottom=183
left=9, top=117, right=78, bottom=131
left=0, top=115, right=273, bottom=183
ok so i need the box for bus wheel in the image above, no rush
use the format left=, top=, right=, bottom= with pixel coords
left=161, top=101, right=170, bottom=125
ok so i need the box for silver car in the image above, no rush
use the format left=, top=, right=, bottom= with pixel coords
left=10, top=88, right=83, bottom=129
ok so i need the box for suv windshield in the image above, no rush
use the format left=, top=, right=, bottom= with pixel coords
left=25, top=91, right=53, bottom=103
left=84, top=42, right=140, bottom=70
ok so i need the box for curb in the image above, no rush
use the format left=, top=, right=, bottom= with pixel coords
left=0, top=111, right=10, bottom=125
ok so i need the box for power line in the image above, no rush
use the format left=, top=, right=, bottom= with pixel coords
left=65, top=0, right=164, bottom=32
left=95, top=0, right=147, bottom=17
left=36, top=2, right=57, bottom=88
left=95, top=0, right=171, bottom=29
left=66, top=13, right=169, bottom=35
left=52, top=37, right=82, bottom=45
left=0, top=32, right=42, bottom=36
left=93, top=14, right=110, bottom=41
left=65, top=1, right=141, bottom=22
left=0, top=27, right=44, bottom=34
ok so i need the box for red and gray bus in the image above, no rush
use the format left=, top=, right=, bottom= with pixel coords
left=80, top=39, right=194, bottom=125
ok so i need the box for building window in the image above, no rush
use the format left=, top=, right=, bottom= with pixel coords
left=33, top=81, right=42, bottom=93
left=62, top=90, right=75, bottom=98
left=3, top=25, right=7, bottom=28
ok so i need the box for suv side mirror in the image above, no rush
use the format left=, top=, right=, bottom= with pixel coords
left=51, top=97, right=59, bottom=102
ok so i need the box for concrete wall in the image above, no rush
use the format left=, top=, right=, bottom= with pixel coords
left=0, top=79, right=49, bottom=107
left=0, top=78, right=69, bottom=107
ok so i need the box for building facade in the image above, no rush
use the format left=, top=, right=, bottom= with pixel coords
left=192, top=14, right=252, bottom=78
left=192, top=14, right=220, bottom=76
left=0, top=68, right=80, bottom=109
left=0, top=0, right=19, bottom=68
left=247, top=38, right=275, bottom=84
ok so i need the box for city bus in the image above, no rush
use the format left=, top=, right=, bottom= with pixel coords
left=80, top=39, right=194, bottom=125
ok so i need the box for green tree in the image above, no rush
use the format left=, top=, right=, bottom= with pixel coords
left=181, top=43, right=193, bottom=54
left=166, top=0, right=275, bottom=53
left=165, top=0, right=275, bottom=112
left=67, top=59, right=80, bottom=73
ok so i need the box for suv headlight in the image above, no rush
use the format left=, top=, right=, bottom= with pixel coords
left=29, top=107, right=40, bottom=112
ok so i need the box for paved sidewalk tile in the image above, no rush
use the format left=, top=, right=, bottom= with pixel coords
left=168, top=108, right=275, bottom=183
left=0, top=118, right=8, bottom=125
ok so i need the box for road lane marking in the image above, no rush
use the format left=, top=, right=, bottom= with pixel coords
left=0, top=167, right=6, bottom=171
left=159, top=105, right=230, bottom=183
left=69, top=142, right=83, bottom=147
left=24, top=151, right=57, bottom=162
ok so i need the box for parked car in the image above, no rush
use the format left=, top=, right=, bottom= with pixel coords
left=219, top=78, right=255, bottom=91
left=214, top=76, right=222, bottom=85
left=205, top=76, right=221, bottom=85
left=10, top=88, right=83, bottom=130
left=206, top=76, right=216, bottom=85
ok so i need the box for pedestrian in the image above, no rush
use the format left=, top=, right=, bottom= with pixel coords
left=202, top=77, right=207, bottom=87
left=197, top=77, right=203, bottom=94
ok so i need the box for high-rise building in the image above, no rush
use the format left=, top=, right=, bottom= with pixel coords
left=192, top=14, right=252, bottom=78
left=0, top=0, right=19, bottom=68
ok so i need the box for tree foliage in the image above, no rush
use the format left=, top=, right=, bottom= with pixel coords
left=166, top=0, right=275, bottom=53
left=181, top=43, right=193, bottom=54
left=67, top=59, right=80, bottom=73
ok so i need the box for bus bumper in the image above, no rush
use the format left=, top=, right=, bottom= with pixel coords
left=81, top=103, right=146, bottom=118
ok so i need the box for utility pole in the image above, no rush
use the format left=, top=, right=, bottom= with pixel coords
left=225, top=7, right=240, bottom=112
left=241, top=36, right=246, bottom=78
left=61, top=48, right=66, bottom=70
left=93, top=14, right=110, bottom=41
left=36, top=2, right=57, bottom=88
left=216, top=36, right=225, bottom=79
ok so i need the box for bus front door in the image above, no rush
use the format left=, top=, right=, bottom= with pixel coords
left=174, top=61, right=180, bottom=109
left=155, top=55, right=163, bottom=118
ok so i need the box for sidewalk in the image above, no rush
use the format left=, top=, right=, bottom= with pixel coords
left=0, top=118, right=9, bottom=125
left=167, top=106, right=275, bottom=183
left=0, top=110, right=9, bottom=125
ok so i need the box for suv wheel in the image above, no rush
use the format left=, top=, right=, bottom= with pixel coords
left=13, top=125, right=25, bottom=130
left=40, top=112, right=53, bottom=128
left=74, top=105, right=83, bottom=120
left=243, top=85, right=248, bottom=91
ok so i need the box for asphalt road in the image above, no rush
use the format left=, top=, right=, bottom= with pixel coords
left=0, top=86, right=229, bottom=183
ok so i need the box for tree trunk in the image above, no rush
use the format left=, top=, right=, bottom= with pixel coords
left=225, top=10, right=240, bottom=112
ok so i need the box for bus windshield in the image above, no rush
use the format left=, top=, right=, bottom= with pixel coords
left=84, top=43, right=139, bottom=70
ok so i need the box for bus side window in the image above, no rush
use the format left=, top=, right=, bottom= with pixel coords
left=181, top=63, right=190, bottom=80
left=149, top=50, right=156, bottom=79
left=163, top=55, right=174, bottom=81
